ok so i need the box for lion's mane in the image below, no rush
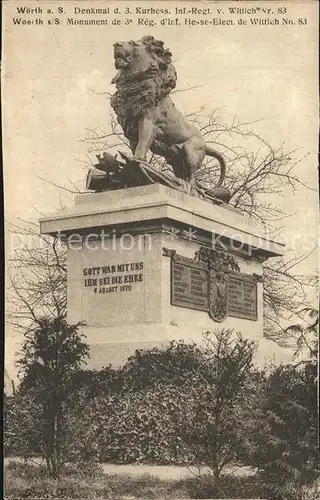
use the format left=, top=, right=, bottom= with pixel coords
left=110, top=36, right=177, bottom=147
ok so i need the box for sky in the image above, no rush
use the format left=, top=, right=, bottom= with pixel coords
left=2, top=0, right=319, bottom=378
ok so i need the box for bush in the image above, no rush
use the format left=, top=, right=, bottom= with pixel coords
left=180, top=473, right=267, bottom=499
left=298, top=477, right=320, bottom=500
left=240, top=363, right=318, bottom=499
left=7, top=336, right=317, bottom=498
left=4, top=462, right=103, bottom=498
left=73, top=334, right=258, bottom=471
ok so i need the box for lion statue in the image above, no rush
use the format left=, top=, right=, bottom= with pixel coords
left=110, top=35, right=226, bottom=192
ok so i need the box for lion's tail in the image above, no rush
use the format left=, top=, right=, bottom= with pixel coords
left=205, top=146, right=226, bottom=187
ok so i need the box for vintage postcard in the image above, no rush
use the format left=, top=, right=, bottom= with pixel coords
left=2, top=1, right=319, bottom=499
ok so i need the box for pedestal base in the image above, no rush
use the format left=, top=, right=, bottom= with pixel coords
left=40, top=184, right=290, bottom=368
left=84, top=324, right=293, bottom=370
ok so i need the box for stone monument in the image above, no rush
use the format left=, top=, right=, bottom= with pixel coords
left=40, top=36, right=291, bottom=367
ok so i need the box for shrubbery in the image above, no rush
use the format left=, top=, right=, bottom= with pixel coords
left=4, top=328, right=318, bottom=499
left=239, top=362, right=318, bottom=499
left=63, top=330, right=259, bottom=473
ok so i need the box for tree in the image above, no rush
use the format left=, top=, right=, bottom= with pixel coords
left=176, top=330, right=257, bottom=481
left=4, top=369, right=15, bottom=396
left=7, top=220, right=67, bottom=333
left=284, top=308, right=318, bottom=364
left=240, top=363, right=319, bottom=499
left=11, top=316, right=89, bottom=477
left=81, top=109, right=311, bottom=227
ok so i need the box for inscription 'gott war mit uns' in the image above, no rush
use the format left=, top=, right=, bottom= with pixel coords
left=83, top=262, right=144, bottom=294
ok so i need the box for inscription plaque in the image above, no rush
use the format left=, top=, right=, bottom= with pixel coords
left=166, top=247, right=258, bottom=322
left=228, top=274, right=257, bottom=320
left=171, top=261, right=208, bottom=311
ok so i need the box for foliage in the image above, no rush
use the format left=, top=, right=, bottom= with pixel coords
left=285, top=308, right=318, bottom=362
left=176, top=330, right=258, bottom=479
left=240, top=362, right=319, bottom=499
left=4, top=392, right=43, bottom=458
left=7, top=317, right=90, bottom=477
left=262, top=261, right=317, bottom=339
left=64, top=342, right=175, bottom=464
left=65, top=341, right=207, bottom=465
left=69, top=333, right=258, bottom=474
left=298, top=477, right=320, bottom=500
left=181, top=473, right=267, bottom=499
left=17, top=317, right=88, bottom=381
left=5, top=332, right=318, bottom=497
left=119, top=339, right=209, bottom=390
left=70, top=383, right=189, bottom=465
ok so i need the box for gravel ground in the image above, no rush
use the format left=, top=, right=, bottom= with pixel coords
left=4, top=457, right=256, bottom=480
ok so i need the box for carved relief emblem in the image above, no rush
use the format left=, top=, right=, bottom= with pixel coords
left=195, top=247, right=240, bottom=322
left=208, top=269, right=229, bottom=322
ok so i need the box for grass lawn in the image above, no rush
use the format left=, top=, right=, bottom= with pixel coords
left=4, top=460, right=267, bottom=499
left=5, top=459, right=320, bottom=499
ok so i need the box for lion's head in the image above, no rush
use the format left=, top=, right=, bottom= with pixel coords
left=110, top=36, right=177, bottom=144
left=111, top=36, right=176, bottom=87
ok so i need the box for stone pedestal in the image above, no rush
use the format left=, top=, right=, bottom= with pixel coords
left=40, top=184, right=292, bottom=367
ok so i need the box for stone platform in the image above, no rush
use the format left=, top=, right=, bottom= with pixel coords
left=40, top=184, right=292, bottom=367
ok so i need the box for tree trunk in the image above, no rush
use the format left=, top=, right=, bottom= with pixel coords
left=213, top=466, right=220, bottom=481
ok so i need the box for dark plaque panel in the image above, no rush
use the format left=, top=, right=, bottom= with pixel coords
left=166, top=247, right=258, bottom=322
left=228, top=274, right=257, bottom=320
left=171, top=261, right=208, bottom=311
